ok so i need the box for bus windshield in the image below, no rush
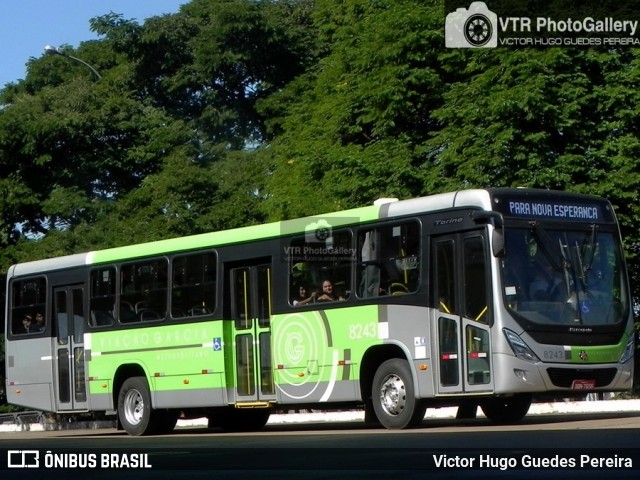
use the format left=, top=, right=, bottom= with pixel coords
left=502, top=226, right=628, bottom=327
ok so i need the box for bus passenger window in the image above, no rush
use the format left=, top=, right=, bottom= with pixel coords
left=121, top=259, right=168, bottom=323
left=357, top=221, right=421, bottom=298
left=358, top=230, right=381, bottom=298
left=90, top=268, right=116, bottom=327
left=288, top=228, right=352, bottom=306
left=171, top=252, right=217, bottom=318
left=10, top=277, right=47, bottom=336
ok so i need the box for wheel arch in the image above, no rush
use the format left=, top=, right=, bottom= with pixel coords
left=360, top=342, right=414, bottom=402
left=113, top=363, right=149, bottom=408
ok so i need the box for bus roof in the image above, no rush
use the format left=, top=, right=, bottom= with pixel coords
left=8, top=188, right=611, bottom=277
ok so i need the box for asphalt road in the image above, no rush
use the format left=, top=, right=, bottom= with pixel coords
left=1, top=411, right=640, bottom=480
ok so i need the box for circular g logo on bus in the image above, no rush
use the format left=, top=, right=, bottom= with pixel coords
left=285, top=332, right=305, bottom=364
left=272, top=311, right=334, bottom=401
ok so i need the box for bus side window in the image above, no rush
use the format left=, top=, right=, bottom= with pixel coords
left=358, top=230, right=381, bottom=298
left=288, top=229, right=352, bottom=305
left=90, top=267, right=116, bottom=327
left=171, top=252, right=217, bottom=318
left=10, top=277, right=47, bottom=336
left=121, top=259, right=168, bottom=323
left=357, top=221, right=421, bottom=299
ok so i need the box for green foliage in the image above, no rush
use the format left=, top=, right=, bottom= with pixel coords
left=0, top=0, right=317, bottom=267
left=261, top=0, right=446, bottom=218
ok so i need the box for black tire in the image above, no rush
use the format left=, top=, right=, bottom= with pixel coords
left=456, top=403, right=478, bottom=420
left=155, top=410, right=179, bottom=435
left=208, top=407, right=271, bottom=432
left=363, top=399, right=381, bottom=426
left=117, top=376, right=170, bottom=436
left=480, top=393, right=532, bottom=424
left=372, top=358, right=426, bottom=429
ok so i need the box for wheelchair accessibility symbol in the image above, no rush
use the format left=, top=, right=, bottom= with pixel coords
left=580, top=301, right=591, bottom=315
left=213, top=337, right=222, bottom=351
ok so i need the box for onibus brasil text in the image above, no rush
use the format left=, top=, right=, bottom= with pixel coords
left=38, top=452, right=151, bottom=469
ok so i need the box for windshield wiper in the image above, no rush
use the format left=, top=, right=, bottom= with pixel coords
left=572, top=225, right=598, bottom=292
left=581, top=225, right=598, bottom=277
left=529, top=222, right=564, bottom=271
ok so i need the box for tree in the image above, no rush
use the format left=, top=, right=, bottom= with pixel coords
left=0, top=0, right=320, bottom=268
left=0, top=74, right=208, bottom=269
left=259, top=0, right=448, bottom=218
left=94, top=0, right=319, bottom=149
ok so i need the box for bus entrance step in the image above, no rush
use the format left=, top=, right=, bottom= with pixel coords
left=234, top=402, right=273, bottom=409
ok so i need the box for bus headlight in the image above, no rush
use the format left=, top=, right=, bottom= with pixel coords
left=619, top=336, right=635, bottom=364
left=504, top=329, right=540, bottom=363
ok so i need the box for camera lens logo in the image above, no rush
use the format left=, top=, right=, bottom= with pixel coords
left=445, top=2, right=498, bottom=48
left=305, top=219, right=333, bottom=243
left=315, top=224, right=331, bottom=241
left=465, top=12, right=492, bottom=46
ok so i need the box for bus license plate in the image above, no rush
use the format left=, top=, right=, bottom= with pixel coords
left=571, top=380, right=596, bottom=390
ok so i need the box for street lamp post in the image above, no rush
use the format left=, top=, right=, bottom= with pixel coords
left=44, top=45, right=102, bottom=80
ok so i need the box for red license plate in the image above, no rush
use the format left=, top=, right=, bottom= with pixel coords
left=571, top=379, right=596, bottom=390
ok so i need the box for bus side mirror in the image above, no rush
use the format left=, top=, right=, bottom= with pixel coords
left=492, top=228, right=505, bottom=258
left=471, top=211, right=505, bottom=258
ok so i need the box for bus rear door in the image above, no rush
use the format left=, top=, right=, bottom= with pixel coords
left=432, top=232, right=494, bottom=395
left=5, top=276, right=55, bottom=412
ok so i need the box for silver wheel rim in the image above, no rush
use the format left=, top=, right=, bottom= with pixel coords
left=123, top=388, right=144, bottom=426
left=379, top=373, right=406, bottom=416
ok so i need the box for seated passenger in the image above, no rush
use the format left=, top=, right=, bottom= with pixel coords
left=316, top=280, right=346, bottom=302
left=20, top=314, right=34, bottom=333
left=32, top=313, right=45, bottom=332
left=292, top=284, right=316, bottom=306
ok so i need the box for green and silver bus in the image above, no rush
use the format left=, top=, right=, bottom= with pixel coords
left=4, top=188, right=634, bottom=435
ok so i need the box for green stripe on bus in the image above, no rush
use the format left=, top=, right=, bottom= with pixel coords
left=88, top=205, right=379, bottom=264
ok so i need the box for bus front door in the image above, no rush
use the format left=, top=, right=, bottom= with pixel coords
left=229, top=263, right=276, bottom=405
left=53, top=285, right=88, bottom=411
left=432, top=233, right=494, bottom=395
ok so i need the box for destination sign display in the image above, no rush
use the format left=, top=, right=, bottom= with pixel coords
left=492, top=194, right=613, bottom=223
left=507, top=201, right=601, bottom=220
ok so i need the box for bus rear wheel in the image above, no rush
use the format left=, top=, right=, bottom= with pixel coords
left=117, top=376, right=173, bottom=436
left=480, top=393, right=532, bottom=424
left=372, top=358, right=426, bottom=429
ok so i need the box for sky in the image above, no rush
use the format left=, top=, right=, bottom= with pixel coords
left=1, top=0, right=187, bottom=88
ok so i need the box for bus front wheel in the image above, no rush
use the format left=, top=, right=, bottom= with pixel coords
left=480, top=393, right=532, bottom=424
left=372, top=358, right=426, bottom=429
